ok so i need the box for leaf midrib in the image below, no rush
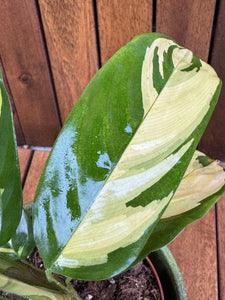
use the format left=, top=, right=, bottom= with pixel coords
left=51, top=44, right=200, bottom=266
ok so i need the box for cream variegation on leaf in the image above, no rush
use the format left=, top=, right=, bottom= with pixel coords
left=162, top=151, right=225, bottom=219
left=33, top=34, right=223, bottom=280
left=56, top=38, right=219, bottom=269
left=132, top=150, right=225, bottom=259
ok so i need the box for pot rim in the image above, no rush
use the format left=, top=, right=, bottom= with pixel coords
left=145, top=256, right=165, bottom=300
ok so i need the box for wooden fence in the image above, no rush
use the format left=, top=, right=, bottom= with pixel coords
left=0, top=0, right=224, bottom=160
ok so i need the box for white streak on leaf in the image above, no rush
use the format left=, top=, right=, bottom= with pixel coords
left=141, top=38, right=178, bottom=115
left=0, top=248, right=15, bottom=254
left=55, top=193, right=172, bottom=267
left=130, top=134, right=176, bottom=151
left=183, top=150, right=204, bottom=177
left=55, top=140, right=193, bottom=268
left=53, top=37, right=220, bottom=271
left=162, top=160, right=225, bottom=218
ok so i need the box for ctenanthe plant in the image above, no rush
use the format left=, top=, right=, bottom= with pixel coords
left=0, top=33, right=224, bottom=299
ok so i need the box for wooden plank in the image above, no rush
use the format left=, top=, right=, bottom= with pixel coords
left=217, top=193, right=225, bottom=299
left=23, top=151, right=49, bottom=204
left=156, top=0, right=216, bottom=60
left=38, top=0, right=99, bottom=123
left=199, top=0, right=225, bottom=160
left=18, top=148, right=32, bottom=182
left=157, top=3, right=219, bottom=297
left=0, top=0, right=61, bottom=146
left=169, top=209, right=218, bottom=300
left=97, top=0, right=153, bottom=65
left=0, top=57, right=25, bottom=145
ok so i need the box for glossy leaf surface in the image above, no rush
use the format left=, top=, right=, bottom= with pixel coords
left=11, top=209, right=34, bottom=259
left=0, top=209, right=35, bottom=259
left=0, top=70, right=22, bottom=245
left=33, top=33, right=221, bottom=280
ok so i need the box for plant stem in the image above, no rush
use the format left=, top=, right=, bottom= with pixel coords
left=45, top=270, right=83, bottom=300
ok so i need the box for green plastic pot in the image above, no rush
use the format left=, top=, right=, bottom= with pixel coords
left=149, top=246, right=187, bottom=300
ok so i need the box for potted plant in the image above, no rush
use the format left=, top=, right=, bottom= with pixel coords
left=0, top=32, right=224, bottom=299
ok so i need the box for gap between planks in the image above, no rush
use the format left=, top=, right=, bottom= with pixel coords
left=169, top=208, right=218, bottom=300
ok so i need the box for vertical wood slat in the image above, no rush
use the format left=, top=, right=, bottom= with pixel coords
left=23, top=151, right=49, bottom=204
left=0, top=0, right=61, bottom=146
left=169, top=210, right=218, bottom=299
left=199, top=0, right=225, bottom=160
left=38, top=0, right=99, bottom=123
left=18, top=148, right=33, bottom=182
left=0, top=58, right=25, bottom=145
left=156, top=0, right=216, bottom=61
left=217, top=193, right=225, bottom=300
left=97, top=0, right=153, bottom=65
left=157, top=2, right=219, bottom=299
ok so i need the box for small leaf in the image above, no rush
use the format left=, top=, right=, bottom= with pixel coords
left=33, top=33, right=222, bottom=280
left=0, top=254, right=75, bottom=300
left=11, top=209, right=35, bottom=259
left=0, top=209, right=34, bottom=260
left=0, top=69, right=22, bottom=245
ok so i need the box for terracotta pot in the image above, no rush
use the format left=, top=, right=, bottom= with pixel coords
left=149, top=247, right=187, bottom=300
left=146, top=256, right=165, bottom=299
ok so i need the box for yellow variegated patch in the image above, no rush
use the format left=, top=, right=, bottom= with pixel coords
left=0, top=247, right=15, bottom=254
left=162, top=156, right=225, bottom=219
left=56, top=136, right=192, bottom=268
left=0, top=89, right=2, bottom=118
left=183, top=150, right=205, bottom=176
left=56, top=192, right=172, bottom=268
left=142, top=38, right=195, bottom=115
left=142, top=38, right=177, bottom=113
left=0, top=189, right=4, bottom=230
left=53, top=39, right=220, bottom=270
left=0, top=273, right=70, bottom=300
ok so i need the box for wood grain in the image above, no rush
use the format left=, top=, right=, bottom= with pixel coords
left=156, top=0, right=216, bottom=61
left=0, top=0, right=61, bottom=146
left=23, top=151, right=49, bottom=204
left=169, top=209, right=218, bottom=299
left=217, top=193, right=225, bottom=299
left=18, top=148, right=32, bottom=182
left=97, top=0, right=153, bottom=65
left=199, top=0, right=225, bottom=160
left=38, top=0, right=99, bottom=122
left=0, top=57, right=25, bottom=145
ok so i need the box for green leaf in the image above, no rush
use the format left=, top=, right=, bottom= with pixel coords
left=0, top=209, right=35, bottom=260
left=132, top=151, right=225, bottom=264
left=33, top=33, right=222, bottom=280
left=0, top=254, right=77, bottom=300
left=11, top=209, right=35, bottom=259
left=0, top=69, right=22, bottom=245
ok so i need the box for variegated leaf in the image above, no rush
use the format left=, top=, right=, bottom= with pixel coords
left=132, top=151, right=225, bottom=264
left=0, top=254, right=75, bottom=300
left=161, top=151, right=225, bottom=219
left=0, top=69, right=22, bottom=245
left=33, top=33, right=221, bottom=280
